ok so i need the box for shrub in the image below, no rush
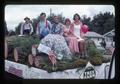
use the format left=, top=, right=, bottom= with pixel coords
left=90, top=56, right=103, bottom=66
left=86, top=41, right=103, bottom=66
left=9, top=35, right=40, bottom=56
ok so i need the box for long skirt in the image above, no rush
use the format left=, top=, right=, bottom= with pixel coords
left=66, top=36, right=80, bottom=53
left=40, top=34, right=72, bottom=60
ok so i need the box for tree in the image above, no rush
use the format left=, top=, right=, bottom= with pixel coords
left=81, top=15, right=92, bottom=31
left=58, top=13, right=65, bottom=24
left=103, top=17, right=115, bottom=34
left=15, top=22, right=22, bottom=35
left=47, top=13, right=55, bottom=24
left=91, top=12, right=115, bottom=35
left=47, top=13, right=65, bottom=24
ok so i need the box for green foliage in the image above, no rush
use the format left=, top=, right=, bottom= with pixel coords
left=87, top=42, right=103, bottom=66
left=15, top=22, right=22, bottom=35
left=47, top=13, right=65, bottom=24
left=87, top=45, right=102, bottom=57
left=89, top=56, right=103, bottom=66
left=9, top=35, right=40, bottom=55
left=81, top=15, right=93, bottom=31
left=38, top=58, right=87, bottom=72
left=102, top=57, right=111, bottom=63
left=91, top=12, right=115, bottom=35
left=6, top=36, right=111, bottom=72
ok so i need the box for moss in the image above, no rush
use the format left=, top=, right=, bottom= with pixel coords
left=52, top=59, right=88, bottom=72
left=72, top=59, right=88, bottom=67
left=86, top=40, right=104, bottom=66
left=90, top=56, right=103, bottom=66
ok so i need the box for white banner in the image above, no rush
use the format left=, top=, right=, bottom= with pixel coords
left=5, top=60, right=114, bottom=79
left=37, top=44, right=51, bottom=55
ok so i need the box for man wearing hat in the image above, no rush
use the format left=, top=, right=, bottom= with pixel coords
left=20, top=17, right=33, bottom=35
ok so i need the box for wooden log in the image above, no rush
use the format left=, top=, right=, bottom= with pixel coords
left=34, top=56, right=42, bottom=68
left=13, top=48, right=19, bottom=62
left=34, top=54, right=48, bottom=68
left=13, top=47, right=27, bottom=63
left=31, top=45, right=37, bottom=57
left=34, top=53, right=51, bottom=68
left=5, top=36, right=17, bottom=61
left=28, top=54, right=34, bottom=66
left=6, top=44, right=14, bottom=61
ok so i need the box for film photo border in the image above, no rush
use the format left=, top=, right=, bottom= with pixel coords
left=1, top=0, right=120, bottom=84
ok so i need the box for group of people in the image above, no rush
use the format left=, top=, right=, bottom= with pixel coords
left=20, top=13, right=89, bottom=60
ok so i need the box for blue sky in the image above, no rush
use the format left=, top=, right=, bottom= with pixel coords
left=5, top=5, right=115, bottom=31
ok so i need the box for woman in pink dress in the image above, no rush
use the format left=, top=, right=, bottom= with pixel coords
left=63, top=18, right=79, bottom=54
left=69, top=13, right=89, bottom=58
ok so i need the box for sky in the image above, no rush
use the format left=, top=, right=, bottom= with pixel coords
left=5, top=5, right=115, bottom=31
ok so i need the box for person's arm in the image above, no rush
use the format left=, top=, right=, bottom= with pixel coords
left=50, top=24, right=54, bottom=34
left=63, top=26, right=68, bottom=37
left=48, top=21, right=52, bottom=30
left=59, top=24, right=64, bottom=35
left=30, top=23, right=33, bottom=35
left=36, top=23, right=39, bottom=35
left=69, top=23, right=76, bottom=37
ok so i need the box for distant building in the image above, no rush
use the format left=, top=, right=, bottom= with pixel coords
left=85, top=31, right=103, bottom=46
left=103, top=29, right=115, bottom=42
left=103, top=29, right=115, bottom=48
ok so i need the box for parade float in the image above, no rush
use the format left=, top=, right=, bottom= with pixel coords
left=5, top=35, right=113, bottom=79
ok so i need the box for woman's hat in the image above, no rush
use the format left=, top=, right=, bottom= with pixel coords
left=24, top=17, right=30, bottom=20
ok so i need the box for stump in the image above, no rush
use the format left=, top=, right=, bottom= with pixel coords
left=34, top=56, right=43, bottom=68
left=13, top=47, right=27, bottom=64
left=6, top=44, right=14, bottom=61
left=28, top=54, right=34, bottom=66
left=31, top=45, right=38, bottom=57
left=34, top=53, right=50, bottom=68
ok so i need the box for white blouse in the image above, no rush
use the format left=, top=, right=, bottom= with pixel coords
left=23, top=23, right=31, bottom=30
left=73, top=23, right=84, bottom=41
left=74, top=24, right=81, bottom=38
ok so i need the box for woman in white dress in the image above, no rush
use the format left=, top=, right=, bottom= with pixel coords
left=70, top=13, right=89, bottom=58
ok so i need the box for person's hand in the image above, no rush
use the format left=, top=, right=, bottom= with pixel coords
left=64, top=32, right=68, bottom=37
